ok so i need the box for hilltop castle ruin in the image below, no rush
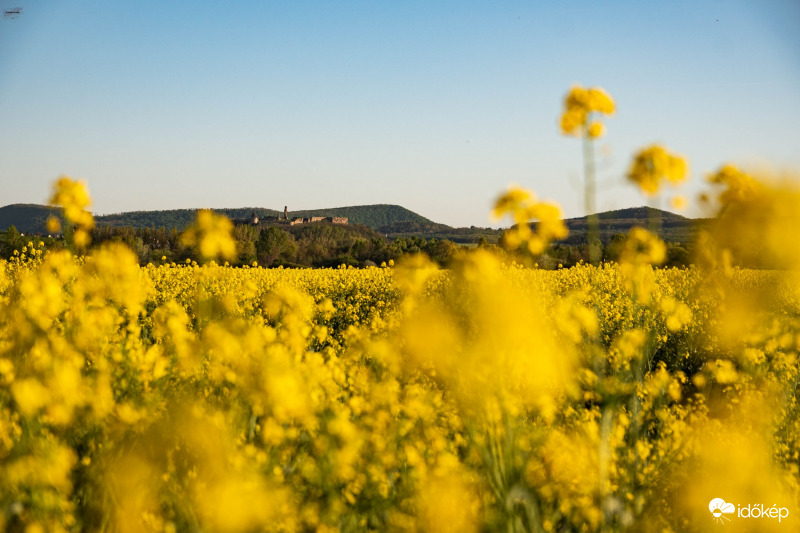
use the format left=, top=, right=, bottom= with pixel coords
left=236, top=206, right=348, bottom=227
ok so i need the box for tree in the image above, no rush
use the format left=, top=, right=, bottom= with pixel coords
left=233, top=224, right=259, bottom=265
left=256, top=227, right=297, bottom=266
left=424, top=239, right=458, bottom=266
left=0, top=226, right=24, bottom=258
left=603, top=233, right=628, bottom=263
left=665, top=243, right=690, bottom=268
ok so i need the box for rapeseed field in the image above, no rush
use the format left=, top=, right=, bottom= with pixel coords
left=1, top=88, right=799, bottom=532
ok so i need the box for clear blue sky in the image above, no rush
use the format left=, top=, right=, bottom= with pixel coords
left=1, top=0, right=798, bottom=227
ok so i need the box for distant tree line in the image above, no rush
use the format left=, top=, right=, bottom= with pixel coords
left=0, top=224, right=694, bottom=269
left=503, top=234, right=692, bottom=269
left=89, top=223, right=463, bottom=268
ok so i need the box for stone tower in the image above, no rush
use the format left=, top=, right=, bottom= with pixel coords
left=284, top=206, right=288, bottom=221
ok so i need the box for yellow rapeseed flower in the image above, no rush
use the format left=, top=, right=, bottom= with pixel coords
left=627, top=144, right=688, bottom=196
left=560, top=85, right=615, bottom=137
left=707, top=163, right=762, bottom=207
left=48, top=175, right=95, bottom=249
left=179, top=209, right=237, bottom=261
left=587, top=121, right=605, bottom=139
left=670, top=195, right=687, bottom=210
left=493, top=186, right=568, bottom=255
left=46, top=216, right=61, bottom=233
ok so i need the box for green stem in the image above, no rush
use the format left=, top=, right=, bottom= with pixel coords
left=599, top=405, right=615, bottom=533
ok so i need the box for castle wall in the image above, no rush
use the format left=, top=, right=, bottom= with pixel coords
left=233, top=212, right=349, bottom=227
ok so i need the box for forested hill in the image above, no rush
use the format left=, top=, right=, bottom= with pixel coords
left=0, top=202, right=708, bottom=246
left=379, top=206, right=710, bottom=245
left=0, top=204, right=60, bottom=234
left=561, top=206, right=712, bottom=245
left=0, top=203, right=437, bottom=233
left=285, top=205, right=436, bottom=229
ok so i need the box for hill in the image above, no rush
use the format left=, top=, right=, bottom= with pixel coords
left=0, top=203, right=437, bottom=233
left=286, top=205, right=435, bottom=229
left=379, top=207, right=709, bottom=245
left=0, top=202, right=707, bottom=247
left=379, top=220, right=501, bottom=244
left=560, top=207, right=711, bottom=245
left=0, top=204, right=60, bottom=234
left=96, top=204, right=436, bottom=231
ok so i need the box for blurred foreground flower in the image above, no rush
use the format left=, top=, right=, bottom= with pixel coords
left=180, top=209, right=237, bottom=261
left=415, top=469, right=479, bottom=533
left=670, top=195, right=687, bottom=210
left=398, top=249, right=576, bottom=418
left=676, top=395, right=799, bottom=533
left=619, top=227, right=666, bottom=303
left=493, top=186, right=568, bottom=255
left=560, top=85, right=614, bottom=264
left=560, top=85, right=615, bottom=137
left=701, top=166, right=800, bottom=270
left=47, top=175, right=94, bottom=249
left=707, top=164, right=763, bottom=208
left=627, top=144, right=688, bottom=196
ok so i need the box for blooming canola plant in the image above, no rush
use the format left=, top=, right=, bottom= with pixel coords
left=0, top=89, right=799, bottom=532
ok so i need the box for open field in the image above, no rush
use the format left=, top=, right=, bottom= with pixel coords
left=3, top=2, right=800, bottom=530
left=2, top=242, right=799, bottom=531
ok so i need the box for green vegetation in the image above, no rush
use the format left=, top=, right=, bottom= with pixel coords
left=96, top=208, right=202, bottom=231
left=380, top=208, right=706, bottom=248
left=560, top=206, right=711, bottom=245
left=287, top=204, right=434, bottom=228
left=378, top=220, right=502, bottom=244
left=2, top=203, right=702, bottom=245
left=0, top=204, right=61, bottom=235
left=539, top=240, right=692, bottom=269
left=53, top=204, right=431, bottom=232
left=239, top=224, right=462, bottom=268
left=0, top=225, right=61, bottom=257
left=79, top=222, right=462, bottom=268
left=1, top=203, right=436, bottom=233
left=2, top=202, right=705, bottom=269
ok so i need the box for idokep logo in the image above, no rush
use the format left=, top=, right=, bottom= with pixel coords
left=709, top=499, right=735, bottom=524
left=709, top=498, right=790, bottom=525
